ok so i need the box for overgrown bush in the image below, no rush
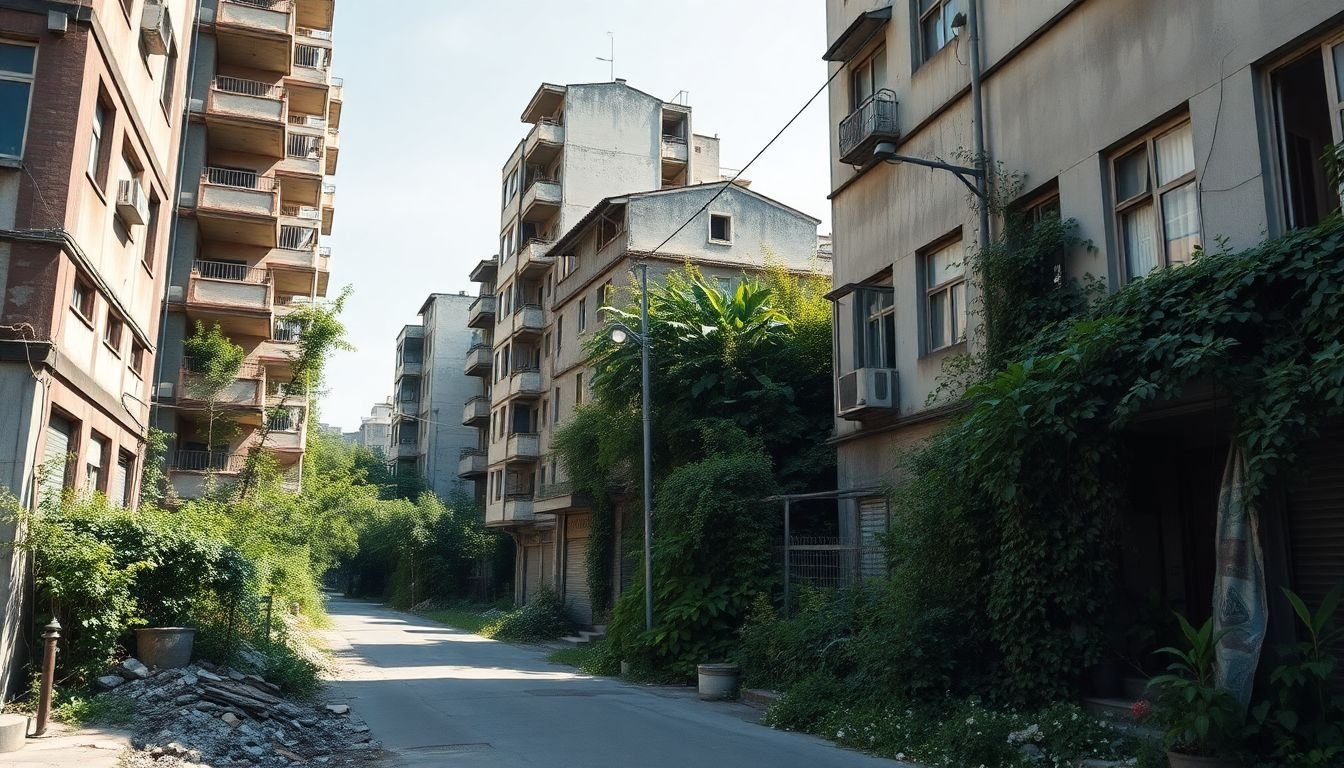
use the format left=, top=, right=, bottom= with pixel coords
left=482, top=589, right=573, bottom=643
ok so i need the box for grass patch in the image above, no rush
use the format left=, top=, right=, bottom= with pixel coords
left=422, top=608, right=495, bottom=635
left=547, top=647, right=592, bottom=668
left=53, top=692, right=136, bottom=728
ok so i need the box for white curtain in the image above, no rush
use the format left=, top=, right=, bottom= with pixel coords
left=1155, top=124, right=1195, bottom=185
left=1123, top=204, right=1158, bottom=277
left=1162, top=183, right=1201, bottom=265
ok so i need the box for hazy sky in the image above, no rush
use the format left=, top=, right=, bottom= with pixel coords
left=320, top=0, right=833, bottom=430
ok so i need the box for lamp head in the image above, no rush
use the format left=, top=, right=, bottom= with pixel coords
left=610, top=327, right=629, bottom=345
left=950, top=12, right=967, bottom=33
left=874, top=142, right=899, bottom=163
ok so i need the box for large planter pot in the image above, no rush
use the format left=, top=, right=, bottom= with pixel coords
left=697, top=663, right=740, bottom=701
left=1166, top=751, right=1246, bottom=768
left=135, top=627, right=196, bottom=669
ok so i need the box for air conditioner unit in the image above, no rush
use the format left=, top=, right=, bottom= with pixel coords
left=837, top=368, right=898, bottom=419
left=156, top=382, right=176, bottom=400
left=116, top=179, right=150, bottom=225
left=167, top=286, right=184, bottom=302
left=140, top=1, right=171, bottom=55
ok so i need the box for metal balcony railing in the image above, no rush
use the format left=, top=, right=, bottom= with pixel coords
left=460, top=448, right=486, bottom=459
left=297, top=26, right=333, bottom=41
left=213, top=76, right=285, bottom=99
left=286, top=133, right=323, bottom=159
left=278, top=224, right=318, bottom=251
left=192, top=259, right=270, bottom=283
left=294, top=44, right=330, bottom=69
left=267, top=411, right=299, bottom=432
left=288, top=113, right=326, bottom=127
left=203, top=167, right=276, bottom=191
left=838, top=89, right=898, bottom=163
left=224, top=0, right=292, bottom=10
left=172, top=450, right=247, bottom=473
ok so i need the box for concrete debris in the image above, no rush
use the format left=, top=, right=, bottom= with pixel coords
left=97, top=674, right=126, bottom=690
left=120, top=658, right=153, bottom=680
left=96, top=661, right=380, bottom=767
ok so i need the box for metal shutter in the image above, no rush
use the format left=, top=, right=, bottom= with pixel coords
left=540, top=531, right=555, bottom=589
left=859, top=497, right=889, bottom=577
left=41, top=416, right=72, bottom=506
left=1287, top=435, right=1344, bottom=687
left=524, top=544, right=541, bottom=603
left=111, top=453, right=131, bottom=508
left=565, top=514, right=593, bottom=625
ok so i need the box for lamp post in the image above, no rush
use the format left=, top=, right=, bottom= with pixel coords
left=610, top=261, right=654, bottom=632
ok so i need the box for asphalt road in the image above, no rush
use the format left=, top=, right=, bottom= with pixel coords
left=320, top=596, right=901, bottom=768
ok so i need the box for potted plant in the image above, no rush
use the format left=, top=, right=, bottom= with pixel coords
left=1148, top=614, right=1246, bottom=768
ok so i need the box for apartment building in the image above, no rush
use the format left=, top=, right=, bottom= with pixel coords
left=352, top=397, right=391, bottom=457
left=152, top=0, right=342, bottom=498
left=0, top=0, right=195, bottom=693
left=823, top=0, right=1344, bottom=637
left=391, top=293, right=480, bottom=500
left=464, top=80, right=828, bottom=620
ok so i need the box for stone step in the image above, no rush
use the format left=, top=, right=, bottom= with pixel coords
left=558, top=635, right=590, bottom=647
left=577, top=630, right=605, bottom=642
left=741, top=688, right=782, bottom=710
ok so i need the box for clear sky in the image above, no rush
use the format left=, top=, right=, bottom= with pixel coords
left=320, top=0, right=833, bottom=431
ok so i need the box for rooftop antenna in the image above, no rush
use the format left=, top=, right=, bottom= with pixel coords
left=596, top=32, right=614, bottom=81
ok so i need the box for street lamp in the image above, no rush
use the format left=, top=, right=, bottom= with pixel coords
left=609, top=261, right=654, bottom=632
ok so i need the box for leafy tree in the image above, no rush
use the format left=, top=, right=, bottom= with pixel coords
left=181, top=321, right=245, bottom=468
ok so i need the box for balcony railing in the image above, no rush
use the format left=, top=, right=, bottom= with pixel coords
left=226, top=0, right=292, bottom=9
left=288, top=113, right=326, bottom=128
left=286, top=133, right=323, bottom=159
left=172, top=450, right=247, bottom=473
left=193, top=259, right=270, bottom=283
left=214, top=76, right=284, bottom=99
left=296, top=26, right=333, bottom=41
left=204, top=167, right=277, bottom=191
left=294, top=43, right=330, bottom=69
left=278, top=223, right=318, bottom=251
left=838, top=89, right=899, bottom=165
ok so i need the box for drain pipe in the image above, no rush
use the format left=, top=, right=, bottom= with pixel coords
left=967, top=0, right=990, bottom=247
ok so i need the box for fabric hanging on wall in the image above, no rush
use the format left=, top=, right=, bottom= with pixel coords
left=1212, top=445, right=1267, bottom=710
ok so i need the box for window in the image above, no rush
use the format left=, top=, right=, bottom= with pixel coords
left=599, top=280, right=613, bottom=309
left=71, top=279, right=95, bottom=320
left=1017, top=186, right=1064, bottom=286
left=850, top=46, right=887, bottom=109
left=541, top=399, right=548, bottom=427
left=143, top=193, right=161, bottom=271
left=103, top=312, right=123, bottom=353
left=0, top=41, right=36, bottom=158
left=556, top=316, right=564, bottom=351
left=923, top=240, right=966, bottom=352
left=862, top=286, right=897, bottom=368
left=578, top=298, right=587, bottom=331
left=553, top=387, right=561, bottom=423
left=88, top=97, right=110, bottom=186
left=576, top=373, right=584, bottom=405
left=86, top=433, right=109, bottom=494
left=1271, top=42, right=1343, bottom=230
left=917, top=0, right=960, bottom=63
left=1111, top=121, right=1200, bottom=279
left=114, top=451, right=133, bottom=508
left=130, top=341, right=145, bottom=378
left=543, top=332, right=551, bottom=358
left=159, top=35, right=178, bottom=113
left=715, top=276, right=734, bottom=296
left=709, top=214, right=732, bottom=243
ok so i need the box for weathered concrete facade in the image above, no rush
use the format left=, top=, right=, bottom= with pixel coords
left=0, top=0, right=197, bottom=693
left=152, top=0, right=342, bottom=498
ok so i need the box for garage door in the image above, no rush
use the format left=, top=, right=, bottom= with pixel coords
left=523, top=544, right=541, bottom=603
left=565, top=514, right=592, bottom=625
left=540, top=531, right=555, bottom=589
left=1288, top=435, right=1344, bottom=688
left=41, top=415, right=72, bottom=507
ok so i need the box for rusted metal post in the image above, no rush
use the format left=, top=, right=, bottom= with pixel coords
left=34, top=618, right=61, bottom=737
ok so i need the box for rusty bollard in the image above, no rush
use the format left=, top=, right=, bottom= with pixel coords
left=33, top=618, right=60, bottom=737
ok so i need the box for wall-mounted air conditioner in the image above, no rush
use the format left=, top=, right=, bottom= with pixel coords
left=156, top=382, right=175, bottom=400
left=838, top=368, right=898, bottom=419
left=116, top=179, right=149, bottom=225
left=167, top=286, right=184, bottom=302
left=140, top=0, right=171, bottom=55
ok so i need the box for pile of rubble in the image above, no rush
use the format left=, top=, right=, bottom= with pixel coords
left=97, top=658, right=379, bottom=767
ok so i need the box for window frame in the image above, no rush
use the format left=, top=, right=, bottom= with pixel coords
left=709, top=213, right=733, bottom=244
left=849, top=44, right=887, bottom=111
left=916, top=0, right=960, bottom=66
left=129, top=341, right=146, bottom=378
left=0, top=39, right=38, bottom=161
left=921, top=237, right=967, bottom=354
left=578, top=297, right=587, bottom=332
left=1109, top=117, right=1201, bottom=282
left=88, top=94, right=111, bottom=189
left=71, top=278, right=96, bottom=323
left=103, top=311, right=124, bottom=355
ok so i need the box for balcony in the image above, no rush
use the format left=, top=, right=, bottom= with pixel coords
left=838, top=89, right=899, bottom=166
left=458, top=448, right=488, bottom=479
left=464, top=345, right=492, bottom=377
left=661, top=135, right=689, bottom=166
left=507, top=367, right=544, bottom=399
left=523, top=118, right=565, bottom=164
left=205, top=77, right=287, bottom=155
left=289, top=41, right=331, bottom=88
left=168, top=451, right=247, bottom=500
left=504, top=433, right=540, bottom=463
left=186, top=260, right=274, bottom=337
left=196, top=169, right=280, bottom=248
left=467, top=294, right=496, bottom=329
left=518, top=239, right=554, bottom=278
left=462, top=396, right=490, bottom=427
left=512, top=304, right=546, bottom=340
left=325, top=128, right=340, bottom=175
left=329, top=76, right=343, bottom=129
left=469, top=258, right=497, bottom=284
left=321, top=183, right=335, bottom=234
left=265, top=410, right=305, bottom=452
left=279, top=129, right=324, bottom=178
left=215, top=1, right=293, bottom=74
left=176, top=361, right=265, bottom=410
left=294, top=0, right=334, bottom=39
left=398, top=356, right=423, bottom=378
left=534, top=480, right=593, bottom=515
left=396, top=440, right=418, bottom=459
left=520, top=178, right=561, bottom=223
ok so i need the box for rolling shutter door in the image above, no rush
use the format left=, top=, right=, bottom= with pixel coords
left=859, top=497, right=889, bottom=577
left=524, top=544, right=542, bottom=603
left=1287, top=435, right=1344, bottom=688
left=565, top=514, right=593, bottom=625
left=540, top=531, right=555, bottom=589
left=112, top=453, right=131, bottom=508
left=41, top=416, right=72, bottom=506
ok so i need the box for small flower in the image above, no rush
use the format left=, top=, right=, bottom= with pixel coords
left=1129, top=699, right=1153, bottom=722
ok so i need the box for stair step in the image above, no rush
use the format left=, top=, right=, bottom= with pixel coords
left=559, top=635, right=590, bottom=646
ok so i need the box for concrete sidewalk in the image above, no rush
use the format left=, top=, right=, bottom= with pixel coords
left=1, top=722, right=132, bottom=768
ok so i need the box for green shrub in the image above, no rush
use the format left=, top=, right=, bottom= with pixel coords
left=484, top=589, right=573, bottom=643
